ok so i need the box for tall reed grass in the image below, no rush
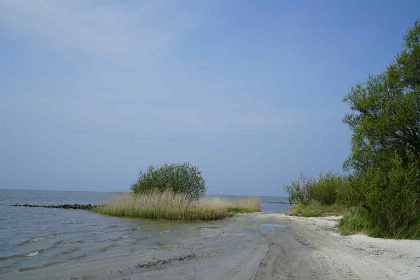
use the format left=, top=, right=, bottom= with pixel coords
left=92, top=190, right=261, bottom=220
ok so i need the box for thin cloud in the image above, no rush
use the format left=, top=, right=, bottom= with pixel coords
left=0, top=0, right=202, bottom=64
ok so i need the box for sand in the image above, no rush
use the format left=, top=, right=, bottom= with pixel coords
left=3, top=213, right=419, bottom=280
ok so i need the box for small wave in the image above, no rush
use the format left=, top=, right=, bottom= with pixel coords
left=22, top=233, right=57, bottom=244
left=111, top=234, right=131, bottom=241
left=96, top=244, right=117, bottom=253
left=69, top=253, right=86, bottom=260
left=69, top=240, right=85, bottom=244
left=24, top=251, right=39, bottom=257
left=61, top=247, right=80, bottom=255
left=52, top=239, right=67, bottom=247
left=129, top=227, right=142, bottom=231
left=0, top=250, right=43, bottom=259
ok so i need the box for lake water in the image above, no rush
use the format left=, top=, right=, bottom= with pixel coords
left=0, top=190, right=289, bottom=275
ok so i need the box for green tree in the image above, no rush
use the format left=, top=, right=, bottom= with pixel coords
left=343, top=20, right=420, bottom=173
left=131, top=163, right=206, bottom=200
left=342, top=20, right=420, bottom=237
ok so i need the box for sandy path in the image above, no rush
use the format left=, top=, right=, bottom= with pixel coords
left=254, top=214, right=420, bottom=280
left=3, top=213, right=419, bottom=280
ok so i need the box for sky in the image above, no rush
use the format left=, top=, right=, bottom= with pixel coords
left=0, top=0, right=419, bottom=196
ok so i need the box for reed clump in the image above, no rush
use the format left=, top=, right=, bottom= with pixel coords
left=93, top=190, right=261, bottom=220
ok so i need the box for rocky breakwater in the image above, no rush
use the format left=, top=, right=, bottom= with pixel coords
left=12, top=203, right=96, bottom=210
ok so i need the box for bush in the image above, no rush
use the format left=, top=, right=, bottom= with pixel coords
left=131, top=163, right=206, bottom=200
left=339, top=207, right=372, bottom=235
left=309, top=172, right=341, bottom=205
left=283, top=174, right=313, bottom=205
left=283, top=172, right=353, bottom=206
left=339, top=206, right=420, bottom=240
left=360, top=152, right=420, bottom=237
left=336, top=175, right=364, bottom=207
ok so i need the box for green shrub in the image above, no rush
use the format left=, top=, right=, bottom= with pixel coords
left=361, top=152, right=420, bottom=237
left=308, top=172, right=340, bottom=205
left=336, top=175, right=364, bottom=207
left=283, top=174, right=313, bottom=205
left=283, top=172, right=354, bottom=206
left=339, top=206, right=420, bottom=239
left=339, top=207, right=372, bottom=235
left=131, top=163, right=206, bottom=200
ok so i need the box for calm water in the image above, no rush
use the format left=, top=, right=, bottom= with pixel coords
left=0, top=190, right=289, bottom=274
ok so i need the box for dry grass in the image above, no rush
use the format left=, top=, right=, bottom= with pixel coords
left=93, top=190, right=261, bottom=220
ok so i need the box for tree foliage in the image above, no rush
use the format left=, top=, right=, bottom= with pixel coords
left=131, top=163, right=206, bottom=200
left=284, top=21, right=420, bottom=239
left=343, top=20, right=420, bottom=173
left=342, top=20, right=420, bottom=237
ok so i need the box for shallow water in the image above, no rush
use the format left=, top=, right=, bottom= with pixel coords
left=259, top=224, right=288, bottom=235
left=0, top=190, right=289, bottom=274
left=260, top=196, right=291, bottom=213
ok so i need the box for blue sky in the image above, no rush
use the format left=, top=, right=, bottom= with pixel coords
left=0, top=0, right=419, bottom=196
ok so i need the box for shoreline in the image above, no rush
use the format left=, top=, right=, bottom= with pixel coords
left=3, top=213, right=419, bottom=280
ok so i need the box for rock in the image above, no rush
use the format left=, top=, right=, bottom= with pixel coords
left=11, top=203, right=96, bottom=210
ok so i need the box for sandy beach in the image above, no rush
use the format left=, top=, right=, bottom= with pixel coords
left=4, top=213, right=419, bottom=280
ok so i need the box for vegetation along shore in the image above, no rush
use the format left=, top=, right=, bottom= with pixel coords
left=284, top=21, right=420, bottom=240
left=93, top=163, right=261, bottom=220
left=93, top=190, right=261, bottom=220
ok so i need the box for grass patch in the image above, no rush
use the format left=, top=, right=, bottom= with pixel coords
left=339, top=207, right=420, bottom=239
left=287, top=204, right=420, bottom=239
left=286, top=202, right=347, bottom=217
left=92, top=190, right=261, bottom=220
left=227, top=207, right=254, bottom=213
left=338, top=207, right=372, bottom=235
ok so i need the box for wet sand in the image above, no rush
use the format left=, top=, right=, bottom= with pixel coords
left=3, top=213, right=419, bottom=280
